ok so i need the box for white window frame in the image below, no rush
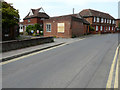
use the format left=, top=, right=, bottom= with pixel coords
left=110, top=20, right=111, bottom=24
left=101, top=18, right=103, bottom=23
left=96, top=26, right=98, bottom=31
left=46, top=23, right=51, bottom=32
left=94, top=17, right=96, bottom=22
left=105, top=19, right=106, bottom=23
left=112, top=20, right=115, bottom=24
left=97, top=17, right=99, bottom=22
left=112, top=27, right=114, bottom=30
left=109, top=27, right=111, bottom=31
left=107, top=19, right=109, bottom=23
left=100, top=26, right=102, bottom=31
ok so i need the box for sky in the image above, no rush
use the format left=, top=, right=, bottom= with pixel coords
left=4, top=0, right=120, bottom=22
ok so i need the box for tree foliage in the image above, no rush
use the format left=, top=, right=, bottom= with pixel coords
left=2, top=1, right=20, bottom=28
left=26, top=24, right=43, bottom=36
left=89, top=25, right=95, bottom=31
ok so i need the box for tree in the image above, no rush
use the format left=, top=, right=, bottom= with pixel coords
left=2, top=1, right=20, bottom=29
left=89, top=25, right=95, bottom=31
left=26, top=25, right=34, bottom=35
left=26, top=24, right=43, bottom=36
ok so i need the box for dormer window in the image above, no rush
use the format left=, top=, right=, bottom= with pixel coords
left=29, top=10, right=33, bottom=16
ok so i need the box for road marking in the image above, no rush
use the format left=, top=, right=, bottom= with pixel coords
left=114, top=59, right=118, bottom=88
left=106, top=44, right=120, bottom=88
left=0, top=38, right=84, bottom=65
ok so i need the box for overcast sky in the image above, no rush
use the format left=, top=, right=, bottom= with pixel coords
left=4, top=0, right=120, bottom=22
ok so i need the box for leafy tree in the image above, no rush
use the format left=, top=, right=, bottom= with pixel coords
left=2, top=1, right=20, bottom=29
left=89, top=25, right=95, bottom=31
left=26, top=25, right=34, bottom=35
left=26, top=24, right=43, bottom=36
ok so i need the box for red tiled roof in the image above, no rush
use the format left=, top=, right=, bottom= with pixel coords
left=47, top=13, right=90, bottom=25
left=23, top=7, right=49, bottom=20
left=80, top=9, right=115, bottom=19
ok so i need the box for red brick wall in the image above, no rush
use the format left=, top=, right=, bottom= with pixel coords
left=72, top=21, right=85, bottom=36
left=24, top=18, right=43, bottom=25
left=44, top=16, right=72, bottom=38
left=116, top=19, right=120, bottom=27
left=44, top=16, right=89, bottom=38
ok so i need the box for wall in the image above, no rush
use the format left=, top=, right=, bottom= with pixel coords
left=44, top=16, right=72, bottom=38
left=2, top=37, right=54, bottom=52
left=72, top=20, right=85, bottom=37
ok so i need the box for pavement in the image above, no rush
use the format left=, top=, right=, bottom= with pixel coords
left=2, top=33, right=119, bottom=88
left=2, top=36, right=86, bottom=62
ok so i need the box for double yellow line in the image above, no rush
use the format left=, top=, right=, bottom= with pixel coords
left=106, top=44, right=120, bottom=89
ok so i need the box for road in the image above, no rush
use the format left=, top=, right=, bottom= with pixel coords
left=2, top=34, right=119, bottom=88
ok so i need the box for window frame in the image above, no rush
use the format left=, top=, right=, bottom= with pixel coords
left=46, top=23, right=51, bottom=32
left=96, top=26, right=98, bottom=31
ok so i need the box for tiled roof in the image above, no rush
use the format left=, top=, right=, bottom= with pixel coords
left=49, top=13, right=90, bottom=25
left=80, top=9, right=115, bottom=19
left=23, top=7, right=49, bottom=20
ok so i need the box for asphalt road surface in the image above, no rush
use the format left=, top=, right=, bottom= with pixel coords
left=2, top=34, right=119, bottom=88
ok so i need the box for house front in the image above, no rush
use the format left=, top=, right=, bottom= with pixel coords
left=80, top=9, right=116, bottom=34
left=21, top=7, right=49, bottom=32
left=43, top=14, right=90, bottom=38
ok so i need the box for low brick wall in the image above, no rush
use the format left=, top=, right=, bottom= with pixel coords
left=1, top=37, right=54, bottom=52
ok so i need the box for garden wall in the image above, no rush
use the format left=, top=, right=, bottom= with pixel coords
left=1, top=37, right=54, bottom=52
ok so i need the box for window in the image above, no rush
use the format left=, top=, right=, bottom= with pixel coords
left=57, top=23, right=65, bottom=33
left=100, top=26, right=102, bottom=31
left=97, top=17, right=99, bottom=22
left=94, top=17, right=96, bottom=22
left=28, top=19, right=31, bottom=23
left=113, top=20, right=115, bottom=24
left=105, top=19, right=106, bottom=23
left=112, top=27, right=114, bottom=30
left=101, top=18, right=103, bottom=23
left=107, top=19, right=109, bottom=23
left=21, top=26, right=23, bottom=29
left=109, top=27, right=110, bottom=31
left=110, top=20, right=111, bottom=24
left=96, top=26, right=98, bottom=31
left=46, top=23, right=51, bottom=32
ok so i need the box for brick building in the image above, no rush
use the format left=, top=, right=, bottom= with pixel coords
left=80, top=9, right=116, bottom=34
left=19, top=7, right=49, bottom=32
left=116, top=19, right=120, bottom=31
left=43, top=14, right=90, bottom=38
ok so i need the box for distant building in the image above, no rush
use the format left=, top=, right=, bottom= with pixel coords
left=80, top=9, right=116, bottom=34
left=19, top=7, right=49, bottom=33
left=116, top=19, right=120, bottom=32
left=43, top=14, right=90, bottom=38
